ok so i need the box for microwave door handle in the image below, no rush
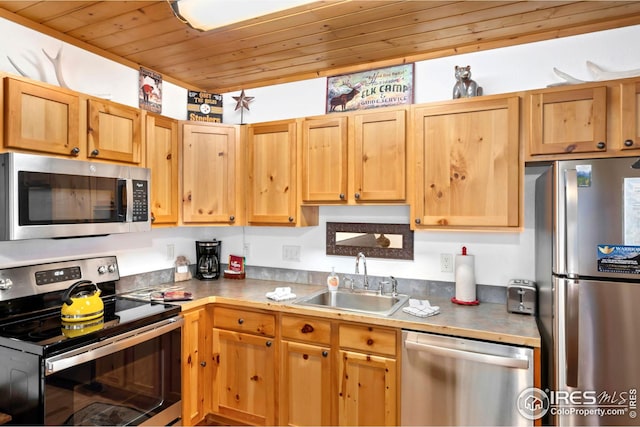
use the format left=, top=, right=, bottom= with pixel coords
left=117, top=179, right=127, bottom=222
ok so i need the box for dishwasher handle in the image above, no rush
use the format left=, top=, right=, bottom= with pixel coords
left=404, top=339, right=530, bottom=370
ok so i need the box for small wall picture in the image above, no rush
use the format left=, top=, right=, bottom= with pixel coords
left=139, top=67, right=162, bottom=113
left=187, top=90, right=223, bottom=123
left=326, top=64, right=413, bottom=113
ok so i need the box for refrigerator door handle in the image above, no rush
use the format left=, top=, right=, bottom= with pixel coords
left=565, top=278, right=579, bottom=388
left=564, top=169, right=579, bottom=277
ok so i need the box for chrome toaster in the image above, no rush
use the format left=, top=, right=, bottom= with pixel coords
left=507, top=279, right=537, bottom=315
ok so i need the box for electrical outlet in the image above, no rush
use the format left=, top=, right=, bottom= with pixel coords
left=243, top=243, right=250, bottom=258
left=440, top=253, right=453, bottom=272
left=166, top=244, right=175, bottom=261
left=282, top=245, right=301, bottom=262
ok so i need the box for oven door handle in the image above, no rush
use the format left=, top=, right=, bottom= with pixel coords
left=44, top=316, right=183, bottom=376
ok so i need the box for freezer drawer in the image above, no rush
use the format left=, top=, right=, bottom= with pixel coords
left=401, top=330, right=534, bottom=426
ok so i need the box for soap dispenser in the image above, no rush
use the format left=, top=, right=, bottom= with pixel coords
left=327, top=267, right=339, bottom=292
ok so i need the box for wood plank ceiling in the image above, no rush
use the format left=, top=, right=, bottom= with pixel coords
left=0, top=1, right=640, bottom=93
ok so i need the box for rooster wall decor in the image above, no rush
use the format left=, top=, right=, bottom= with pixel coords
left=232, top=89, right=254, bottom=124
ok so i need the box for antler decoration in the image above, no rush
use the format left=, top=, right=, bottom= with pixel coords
left=550, top=61, right=640, bottom=86
left=7, top=46, right=69, bottom=89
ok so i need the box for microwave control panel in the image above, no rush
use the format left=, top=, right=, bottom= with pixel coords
left=132, top=180, right=149, bottom=222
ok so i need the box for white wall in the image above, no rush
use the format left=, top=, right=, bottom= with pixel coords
left=0, top=17, right=638, bottom=285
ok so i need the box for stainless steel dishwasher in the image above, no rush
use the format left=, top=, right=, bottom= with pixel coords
left=401, top=330, right=534, bottom=426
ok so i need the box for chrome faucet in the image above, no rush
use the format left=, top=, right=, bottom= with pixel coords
left=355, top=252, right=369, bottom=290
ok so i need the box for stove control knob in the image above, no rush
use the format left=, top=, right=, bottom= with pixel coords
left=0, top=278, right=13, bottom=290
left=98, top=265, right=108, bottom=274
left=108, top=264, right=117, bottom=273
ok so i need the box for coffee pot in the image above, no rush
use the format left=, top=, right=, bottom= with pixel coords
left=196, top=240, right=221, bottom=280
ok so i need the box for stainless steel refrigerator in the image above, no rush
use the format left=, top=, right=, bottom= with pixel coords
left=536, top=158, right=640, bottom=426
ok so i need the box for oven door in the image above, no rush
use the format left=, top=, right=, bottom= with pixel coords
left=44, top=317, right=182, bottom=426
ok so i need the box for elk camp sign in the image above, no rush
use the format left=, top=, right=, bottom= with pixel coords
left=326, top=64, right=413, bottom=113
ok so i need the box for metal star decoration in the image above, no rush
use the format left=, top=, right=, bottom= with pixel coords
left=232, top=89, right=254, bottom=124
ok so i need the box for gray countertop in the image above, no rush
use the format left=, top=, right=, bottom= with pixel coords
left=134, top=277, right=540, bottom=348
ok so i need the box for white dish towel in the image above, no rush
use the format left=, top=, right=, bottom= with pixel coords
left=266, top=287, right=297, bottom=301
left=402, top=299, right=440, bottom=318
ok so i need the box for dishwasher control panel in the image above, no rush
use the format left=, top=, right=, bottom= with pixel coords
left=507, top=279, right=537, bottom=315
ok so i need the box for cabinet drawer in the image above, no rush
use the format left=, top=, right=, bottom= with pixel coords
left=213, top=306, right=275, bottom=337
left=281, top=315, right=331, bottom=345
left=339, top=324, right=397, bottom=356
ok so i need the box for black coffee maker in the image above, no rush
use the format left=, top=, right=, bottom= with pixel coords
left=195, top=240, right=221, bottom=280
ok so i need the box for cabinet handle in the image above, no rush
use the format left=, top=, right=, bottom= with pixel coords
left=90, top=149, right=100, bottom=157
left=238, top=318, right=244, bottom=325
left=229, top=215, right=235, bottom=222
left=266, top=341, right=272, bottom=347
left=354, top=192, right=360, bottom=199
left=339, top=193, right=345, bottom=200
left=415, top=218, right=421, bottom=224
left=150, top=213, right=156, bottom=223
left=625, top=139, right=634, bottom=147
left=322, top=350, right=329, bottom=357
left=70, top=147, right=80, bottom=156
left=596, top=142, right=606, bottom=150
left=288, top=216, right=294, bottom=222
left=200, top=361, right=206, bottom=367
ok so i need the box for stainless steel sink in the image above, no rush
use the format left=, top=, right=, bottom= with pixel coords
left=293, top=289, right=409, bottom=316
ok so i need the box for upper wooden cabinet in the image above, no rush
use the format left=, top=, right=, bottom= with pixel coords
left=87, top=98, right=142, bottom=164
left=412, top=95, right=521, bottom=229
left=181, top=122, right=242, bottom=225
left=301, top=115, right=348, bottom=202
left=4, top=77, right=81, bottom=157
left=613, top=78, right=640, bottom=154
left=525, top=78, right=640, bottom=161
left=300, top=107, right=406, bottom=204
left=247, top=119, right=318, bottom=226
left=145, top=113, right=179, bottom=225
left=526, top=84, right=608, bottom=159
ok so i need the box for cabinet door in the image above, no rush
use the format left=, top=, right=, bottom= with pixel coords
left=618, top=79, right=640, bottom=153
left=352, top=109, right=406, bottom=202
left=211, top=329, right=276, bottom=425
left=182, top=308, right=208, bottom=426
left=182, top=123, right=239, bottom=224
left=87, top=98, right=142, bottom=163
left=145, top=114, right=178, bottom=225
left=338, top=350, right=397, bottom=426
left=280, top=341, right=333, bottom=426
left=527, top=85, right=607, bottom=157
left=413, top=96, right=520, bottom=228
left=247, top=121, right=297, bottom=224
left=4, top=77, right=81, bottom=156
left=301, top=116, right=348, bottom=202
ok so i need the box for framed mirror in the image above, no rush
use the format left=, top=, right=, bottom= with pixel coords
left=326, top=222, right=414, bottom=260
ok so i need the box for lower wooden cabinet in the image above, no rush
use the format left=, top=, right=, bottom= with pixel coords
left=210, top=307, right=277, bottom=425
left=280, top=315, right=398, bottom=426
left=338, top=350, right=397, bottom=426
left=181, top=307, right=209, bottom=426
left=280, top=315, right=334, bottom=426
left=184, top=305, right=399, bottom=426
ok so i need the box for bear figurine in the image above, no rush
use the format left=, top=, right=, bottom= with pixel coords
left=452, top=65, right=482, bottom=99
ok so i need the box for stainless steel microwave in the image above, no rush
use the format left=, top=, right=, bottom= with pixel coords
left=0, top=152, right=151, bottom=240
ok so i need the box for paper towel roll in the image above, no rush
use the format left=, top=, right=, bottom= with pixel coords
left=455, top=254, right=476, bottom=302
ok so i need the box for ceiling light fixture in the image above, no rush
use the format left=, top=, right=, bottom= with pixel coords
left=169, top=0, right=314, bottom=32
